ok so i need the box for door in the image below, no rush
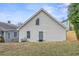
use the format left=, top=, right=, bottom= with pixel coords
left=39, top=31, right=43, bottom=41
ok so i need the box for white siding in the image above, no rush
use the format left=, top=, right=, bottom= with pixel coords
left=4, top=31, right=19, bottom=42
left=19, top=11, right=66, bottom=42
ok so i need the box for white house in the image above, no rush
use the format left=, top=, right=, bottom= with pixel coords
left=18, top=8, right=67, bottom=42
left=0, top=21, right=19, bottom=42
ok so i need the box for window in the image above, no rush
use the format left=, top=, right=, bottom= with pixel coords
left=8, top=32, right=10, bottom=39
left=27, top=31, right=30, bottom=39
left=36, top=18, right=39, bottom=25
left=14, top=32, right=17, bottom=37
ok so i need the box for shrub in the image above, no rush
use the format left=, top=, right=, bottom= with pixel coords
left=0, top=36, right=5, bottom=42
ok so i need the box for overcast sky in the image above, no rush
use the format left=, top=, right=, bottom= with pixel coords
left=0, top=3, right=69, bottom=24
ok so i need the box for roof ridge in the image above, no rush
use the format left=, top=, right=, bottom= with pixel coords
left=0, top=21, right=17, bottom=31
left=18, top=8, right=66, bottom=30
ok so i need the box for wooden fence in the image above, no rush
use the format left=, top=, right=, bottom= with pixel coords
left=67, top=31, right=77, bottom=42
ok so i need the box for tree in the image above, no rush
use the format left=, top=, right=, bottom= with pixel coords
left=68, top=3, right=79, bottom=40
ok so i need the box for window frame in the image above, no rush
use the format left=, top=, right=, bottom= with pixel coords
left=14, top=32, right=17, bottom=37
left=27, top=31, right=30, bottom=39
left=36, top=18, right=39, bottom=25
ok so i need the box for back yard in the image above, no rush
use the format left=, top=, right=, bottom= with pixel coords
left=0, top=41, right=79, bottom=56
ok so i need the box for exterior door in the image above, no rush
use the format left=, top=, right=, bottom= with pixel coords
left=39, top=31, right=43, bottom=41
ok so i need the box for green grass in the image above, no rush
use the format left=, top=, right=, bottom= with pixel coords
left=0, top=41, right=79, bottom=56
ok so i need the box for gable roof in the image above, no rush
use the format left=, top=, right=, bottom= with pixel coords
left=0, top=22, right=17, bottom=31
left=18, top=8, right=66, bottom=30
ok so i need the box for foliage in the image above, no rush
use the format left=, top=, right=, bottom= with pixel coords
left=0, top=36, right=5, bottom=42
left=68, top=3, right=79, bottom=39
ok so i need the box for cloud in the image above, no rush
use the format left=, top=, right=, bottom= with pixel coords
left=0, top=3, right=69, bottom=24
left=63, top=3, right=70, bottom=6
left=0, top=12, right=26, bottom=24
left=25, top=4, right=41, bottom=11
left=42, top=4, right=68, bottom=21
left=43, top=5, right=53, bottom=14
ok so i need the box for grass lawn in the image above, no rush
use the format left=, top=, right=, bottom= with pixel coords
left=0, top=41, right=79, bottom=56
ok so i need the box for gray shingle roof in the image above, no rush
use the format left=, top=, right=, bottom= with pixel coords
left=0, top=22, right=17, bottom=31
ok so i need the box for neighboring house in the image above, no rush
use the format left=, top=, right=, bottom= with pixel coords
left=0, top=21, right=19, bottom=42
left=18, top=8, right=66, bottom=42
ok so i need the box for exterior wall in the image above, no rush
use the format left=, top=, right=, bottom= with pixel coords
left=4, top=31, right=19, bottom=42
left=19, top=11, right=66, bottom=42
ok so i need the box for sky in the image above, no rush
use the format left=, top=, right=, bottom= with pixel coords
left=0, top=3, right=69, bottom=25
